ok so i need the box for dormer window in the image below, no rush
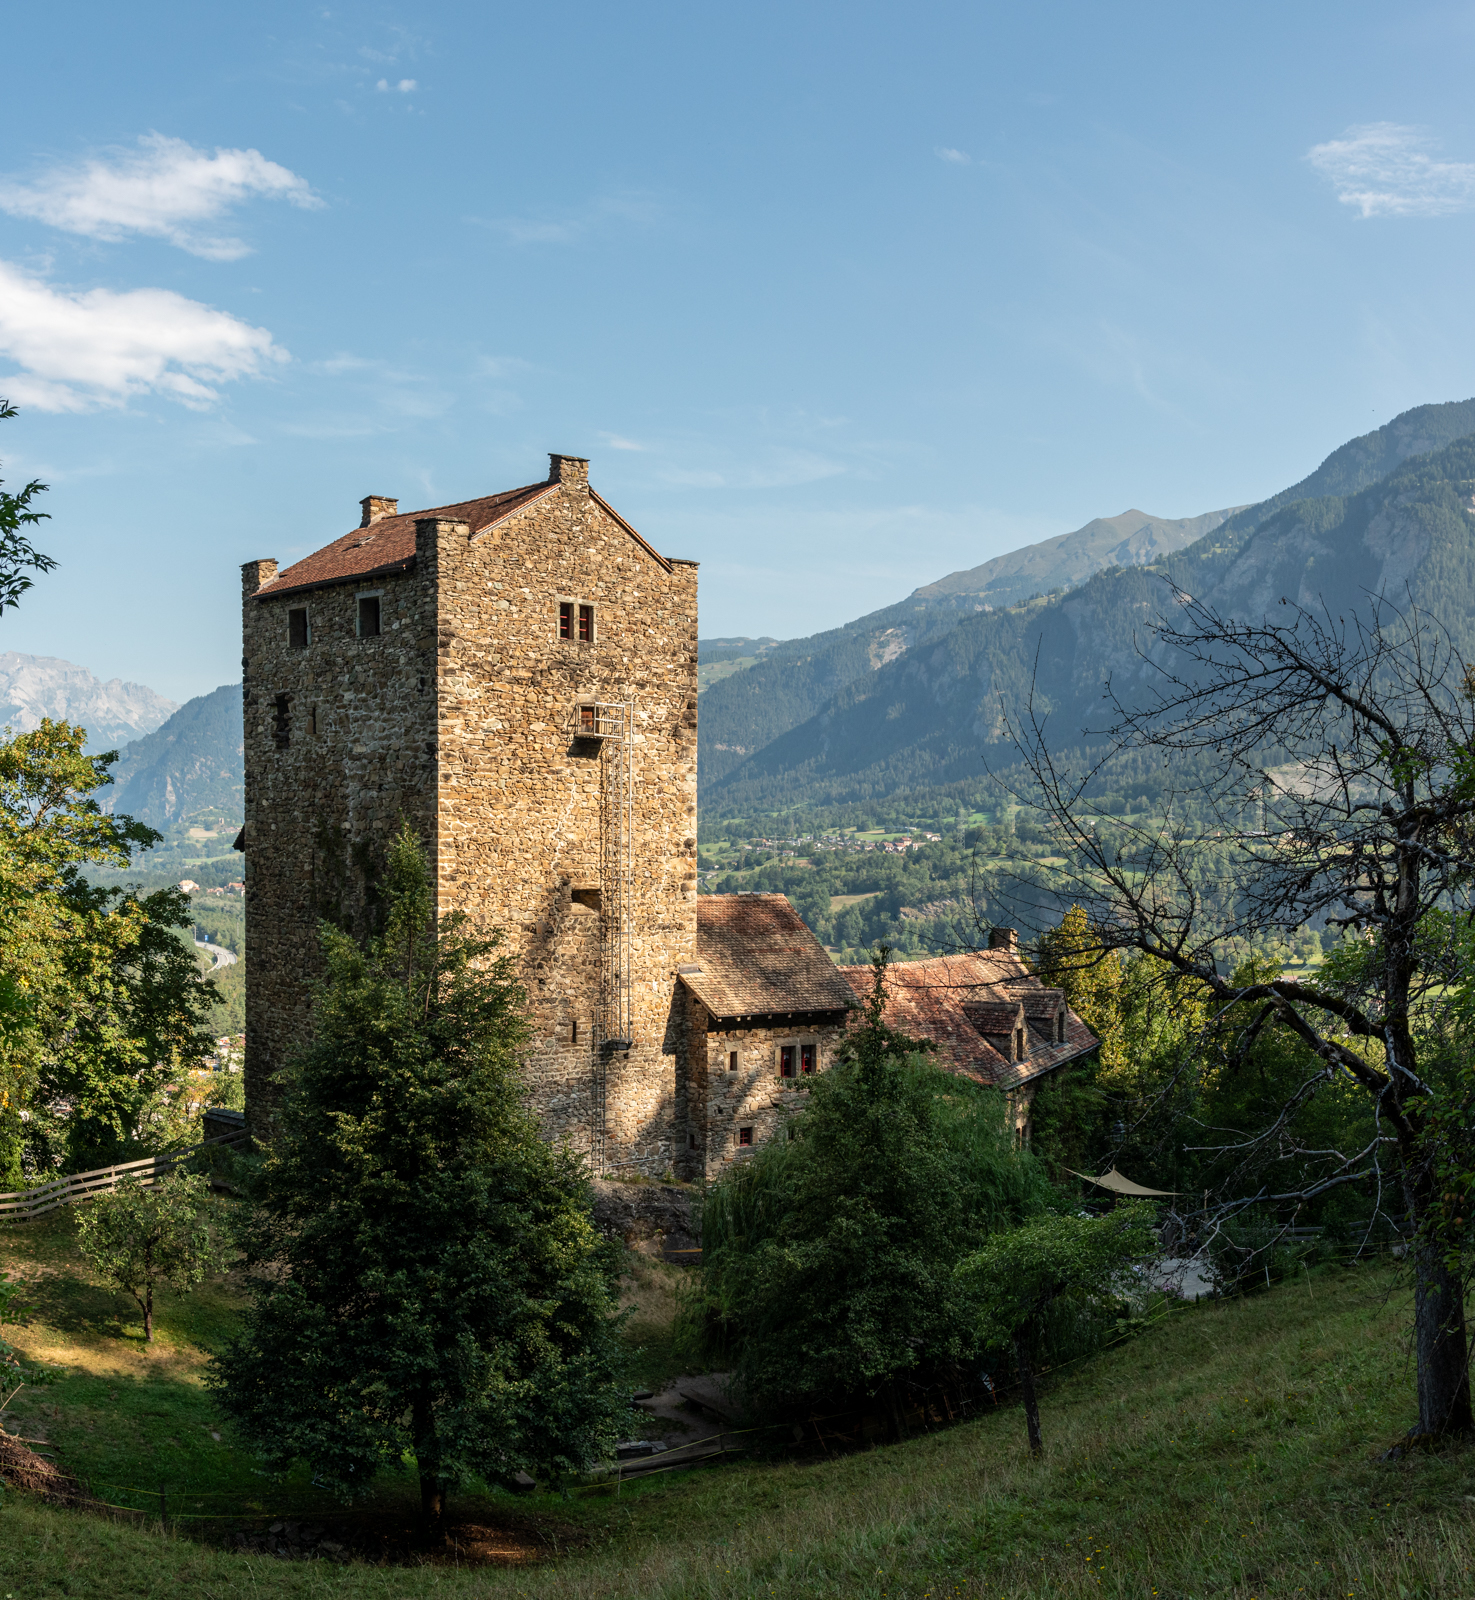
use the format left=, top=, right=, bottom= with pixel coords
left=1015, top=1026, right=1027, bottom=1061
left=1057, top=1012, right=1066, bottom=1043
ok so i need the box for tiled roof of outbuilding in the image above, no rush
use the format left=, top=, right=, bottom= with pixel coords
left=256, top=483, right=557, bottom=600
left=836, top=953, right=1097, bottom=1092
left=684, top=895, right=858, bottom=1021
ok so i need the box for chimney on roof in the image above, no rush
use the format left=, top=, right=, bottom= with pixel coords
left=359, top=495, right=398, bottom=528
left=548, top=453, right=590, bottom=490
left=988, top=926, right=1019, bottom=954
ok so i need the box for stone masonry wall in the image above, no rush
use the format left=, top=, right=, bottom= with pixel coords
left=428, top=458, right=699, bottom=1176
left=680, top=987, right=851, bottom=1181
left=242, top=457, right=698, bottom=1176
left=241, top=557, right=437, bottom=1137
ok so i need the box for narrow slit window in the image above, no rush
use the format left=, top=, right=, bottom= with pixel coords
left=571, top=1019, right=579, bottom=1044
left=689, top=1131, right=698, bottom=1149
left=308, top=705, right=318, bottom=737
left=738, top=1126, right=753, bottom=1147
left=288, top=608, right=309, bottom=649
left=578, top=603, right=594, bottom=643
left=728, top=1050, right=738, bottom=1072
left=1015, top=1027, right=1026, bottom=1060
left=801, top=1042, right=816, bottom=1074
left=780, top=1045, right=796, bottom=1078
left=1057, top=1012, right=1066, bottom=1043
left=358, top=595, right=381, bottom=637
left=559, top=601, right=573, bottom=640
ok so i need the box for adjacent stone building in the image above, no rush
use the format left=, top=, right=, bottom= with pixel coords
left=240, top=452, right=1097, bottom=1179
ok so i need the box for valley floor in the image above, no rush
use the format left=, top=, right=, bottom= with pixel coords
left=2, top=1210, right=1473, bottom=1599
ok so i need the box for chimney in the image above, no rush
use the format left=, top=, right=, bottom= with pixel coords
left=359, top=495, right=398, bottom=528
left=241, top=558, right=277, bottom=598
left=988, top=926, right=1019, bottom=954
left=548, top=453, right=590, bottom=490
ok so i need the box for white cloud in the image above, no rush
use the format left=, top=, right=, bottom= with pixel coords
left=936, top=147, right=971, bottom=165
left=375, top=78, right=417, bottom=92
left=1307, top=122, right=1475, bottom=218
left=599, top=432, right=646, bottom=452
left=0, top=134, right=322, bottom=260
left=0, top=260, right=287, bottom=412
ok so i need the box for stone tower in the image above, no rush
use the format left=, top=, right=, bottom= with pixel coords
left=240, top=454, right=699, bottom=1176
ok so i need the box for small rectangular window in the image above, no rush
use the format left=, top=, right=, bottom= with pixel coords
left=578, top=604, right=594, bottom=643
left=1057, top=1013, right=1066, bottom=1043
left=688, top=1131, right=698, bottom=1149
left=801, top=1043, right=816, bottom=1074
left=288, top=608, right=309, bottom=649
left=780, top=1045, right=796, bottom=1078
left=579, top=705, right=597, bottom=732
left=738, top=1126, right=753, bottom=1147
left=1015, top=1027, right=1027, bottom=1060
left=358, top=595, right=381, bottom=637
left=728, top=1050, right=738, bottom=1072
left=308, top=705, right=318, bottom=737
left=559, top=601, right=573, bottom=640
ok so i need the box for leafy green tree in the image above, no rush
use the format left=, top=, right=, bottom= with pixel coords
left=1, top=720, right=215, bottom=1182
left=697, top=950, right=1053, bottom=1427
left=75, top=1170, right=230, bottom=1342
left=212, top=826, right=628, bottom=1539
left=957, top=1200, right=1156, bottom=1454
left=0, top=399, right=54, bottom=614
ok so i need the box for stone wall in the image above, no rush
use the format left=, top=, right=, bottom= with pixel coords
left=241, top=556, right=437, bottom=1136
left=242, top=457, right=699, bottom=1175
left=679, top=989, right=852, bottom=1181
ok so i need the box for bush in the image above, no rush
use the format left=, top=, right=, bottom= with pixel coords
left=690, top=954, right=1054, bottom=1422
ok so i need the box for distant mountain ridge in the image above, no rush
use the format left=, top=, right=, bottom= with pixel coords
left=702, top=397, right=1475, bottom=817
left=0, top=652, right=177, bottom=752
left=105, top=684, right=243, bottom=827
left=912, top=506, right=1243, bottom=609
left=696, top=504, right=1247, bottom=788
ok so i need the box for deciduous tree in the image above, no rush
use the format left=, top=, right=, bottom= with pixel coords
left=1006, top=593, right=1475, bottom=1438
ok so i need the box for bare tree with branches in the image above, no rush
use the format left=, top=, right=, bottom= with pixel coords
left=1000, top=590, right=1475, bottom=1439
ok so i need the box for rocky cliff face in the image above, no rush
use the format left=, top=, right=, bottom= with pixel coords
left=0, top=652, right=177, bottom=752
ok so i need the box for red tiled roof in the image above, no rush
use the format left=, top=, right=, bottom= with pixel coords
left=254, top=475, right=674, bottom=601
left=256, top=483, right=557, bottom=600
left=837, top=953, right=1097, bottom=1092
left=684, top=895, right=859, bottom=1020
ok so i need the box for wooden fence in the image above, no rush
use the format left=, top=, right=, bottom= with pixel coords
left=0, top=1129, right=249, bottom=1223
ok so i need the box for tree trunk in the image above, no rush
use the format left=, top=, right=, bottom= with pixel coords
left=1413, top=1238, right=1473, bottom=1437
left=412, top=1391, right=445, bottom=1543
left=1014, top=1325, right=1042, bottom=1456
left=143, top=1285, right=153, bottom=1344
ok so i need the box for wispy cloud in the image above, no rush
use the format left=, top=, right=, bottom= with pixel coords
left=0, top=260, right=286, bottom=411
left=0, top=134, right=322, bottom=260
left=470, top=192, right=662, bottom=246
left=376, top=78, right=417, bottom=92
left=599, top=432, right=646, bottom=452
left=936, top=147, right=971, bottom=165
left=1307, top=122, right=1475, bottom=218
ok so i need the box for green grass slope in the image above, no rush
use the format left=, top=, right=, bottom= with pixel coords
left=699, top=397, right=1475, bottom=806
left=3, top=1234, right=1472, bottom=1599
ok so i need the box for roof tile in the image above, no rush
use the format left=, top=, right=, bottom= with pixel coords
left=686, top=895, right=858, bottom=1020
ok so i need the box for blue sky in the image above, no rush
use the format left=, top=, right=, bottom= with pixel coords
left=3, top=0, right=1475, bottom=704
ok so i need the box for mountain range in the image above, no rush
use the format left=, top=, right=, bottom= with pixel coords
left=104, top=684, right=243, bottom=826
left=0, top=651, right=177, bottom=752
left=699, top=397, right=1475, bottom=818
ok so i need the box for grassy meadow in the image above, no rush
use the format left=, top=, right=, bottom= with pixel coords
left=3, top=1204, right=1475, bottom=1598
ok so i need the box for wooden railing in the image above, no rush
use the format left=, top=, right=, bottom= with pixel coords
left=0, top=1129, right=249, bottom=1223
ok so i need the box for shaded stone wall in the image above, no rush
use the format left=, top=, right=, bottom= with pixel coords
left=241, top=557, right=436, bottom=1137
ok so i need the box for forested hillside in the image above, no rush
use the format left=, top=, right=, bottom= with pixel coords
left=702, top=399, right=1475, bottom=819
